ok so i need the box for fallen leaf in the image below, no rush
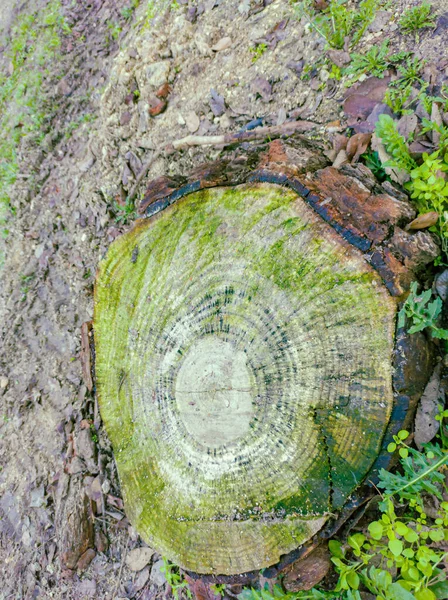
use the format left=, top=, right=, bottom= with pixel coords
left=107, top=494, right=124, bottom=510
left=209, top=88, right=226, bottom=116
left=343, top=77, right=390, bottom=120
left=283, top=546, right=331, bottom=592
left=250, top=77, right=272, bottom=102
left=212, top=37, right=232, bottom=51
left=184, top=576, right=221, bottom=600
left=77, top=548, right=96, bottom=571
left=397, top=113, right=418, bottom=140
left=276, top=107, right=287, bottom=126
left=156, top=83, right=171, bottom=99
left=431, top=102, right=443, bottom=146
left=148, top=97, right=167, bottom=117
left=346, top=133, right=372, bottom=164
left=406, top=212, right=439, bottom=230
left=414, top=365, right=444, bottom=449
left=332, top=149, right=349, bottom=168
left=125, top=547, right=154, bottom=572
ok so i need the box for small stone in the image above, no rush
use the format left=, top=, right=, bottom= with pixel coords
left=146, top=61, right=171, bottom=88
left=185, top=111, right=200, bottom=133
left=177, top=113, right=186, bottom=126
left=125, top=547, right=154, bottom=572
left=220, top=113, right=232, bottom=130
left=0, top=376, right=9, bottom=389
left=120, top=112, right=132, bottom=126
left=212, top=36, right=232, bottom=51
left=151, top=559, right=167, bottom=587
left=77, top=548, right=96, bottom=571
left=29, top=485, right=46, bottom=508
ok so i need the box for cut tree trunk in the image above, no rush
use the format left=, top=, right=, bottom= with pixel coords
left=92, top=136, right=438, bottom=575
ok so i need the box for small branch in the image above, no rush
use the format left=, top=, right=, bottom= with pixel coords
left=127, top=120, right=316, bottom=202
left=112, top=532, right=130, bottom=600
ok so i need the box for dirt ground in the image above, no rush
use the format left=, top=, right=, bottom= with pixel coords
left=0, top=0, right=447, bottom=598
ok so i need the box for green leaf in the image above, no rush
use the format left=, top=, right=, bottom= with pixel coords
left=328, top=539, right=344, bottom=558
left=430, top=580, right=448, bottom=599
left=389, top=538, right=404, bottom=556
left=415, top=589, right=437, bottom=600
left=368, top=521, right=383, bottom=540
left=388, top=582, right=418, bottom=600
left=388, top=442, right=397, bottom=452
left=346, top=571, right=360, bottom=590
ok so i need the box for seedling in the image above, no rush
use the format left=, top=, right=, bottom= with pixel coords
left=399, top=2, right=436, bottom=38
left=250, top=43, right=268, bottom=62
left=398, top=281, right=448, bottom=340
left=294, top=0, right=381, bottom=50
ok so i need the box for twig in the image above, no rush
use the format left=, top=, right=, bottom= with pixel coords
left=112, top=531, right=130, bottom=600
left=127, top=149, right=163, bottom=203
left=127, top=120, right=316, bottom=202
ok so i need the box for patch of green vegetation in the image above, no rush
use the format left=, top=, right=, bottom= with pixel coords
left=106, top=20, right=122, bottom=41
left=294, top=0, right=382, bottom=49
left=375, top=114, right=417, bottom=171
left=376, top=114, right=448, bottom=258
left=399, top=282, right=448, bottom=340
left=347, top=40, right=410, bottom=80
left=0, top=1, right=69, bottom=238
left=121, top=0, right=141, bottom=20
left=250, top=43, right=268, bottom=62
left=384, top=84, right=413, bottom=115
left=361, top=150, right=390, bottom=182
left=239, top=424, right=448, bottom=600
left=64, top=113, right=96, bottom=139
left=394, top=57, right=425, bottom=90
left=111, top=196, right=138, bottom=224
left=161, top=558, right=192, bottom=600
left=399, top=2, right=436, bottom=39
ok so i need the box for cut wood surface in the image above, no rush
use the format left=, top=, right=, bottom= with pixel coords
left=94, top=181, right=398, bottom=574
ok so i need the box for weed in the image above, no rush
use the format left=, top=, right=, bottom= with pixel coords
left=250, top=43, right=268, bottom=62
left=112, top=196, right=137, bottom=224
left=375, top=114, right=417, bottom=171
left=347, top=40, right=411, bottom=80
left=398, top=281, right=448, bottom=340
left=106, top=20, right=122, bottom=41
left=383, top=84, right=413, bottom=115
left=161, top=558, right=192, bottom=600
left=399, top=2, right=436, bottom=37
left=294, top=0, right=381, bottom=50
left=121, top=0, right=140, bottom=19
left=394, top=57, right=425, bottom=90
left=0, top=0, right=68, bottom=236
left=361, top=150, right=390, bottom=182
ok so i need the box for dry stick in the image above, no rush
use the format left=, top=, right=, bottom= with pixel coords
left=127, top=120, right=316, bottom=202
left=112, top=532, right=131, bottom=600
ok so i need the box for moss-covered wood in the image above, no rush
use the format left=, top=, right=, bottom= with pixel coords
left=94, top=181, right=398, bottom=575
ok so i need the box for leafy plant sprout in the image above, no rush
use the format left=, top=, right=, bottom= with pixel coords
left=294, top=0, right=382, bottom=50
left=399, top=2, right=437, bottom=39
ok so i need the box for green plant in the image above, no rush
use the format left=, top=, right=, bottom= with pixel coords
left=384, top=84, right=414, bottom=115
left=399, top=2, right=436, bottom=37
left=398, top=281, right=448, bottom=340
left=0, top=0, right=68, bottom=257
left=362, top=150, right=390, bottom=181
left=161, top=558, right=192, bottom=600
left=347, top=40, right=409, bottom=79
left=250, top=43, right=268, bottom=62
left=294, top=0, right=381, bottom=50
left=111, top=196, right=137, bottom=224
left=375, top=114, right=417, bottom=171
left=394, top=57, right=425, bottom=90
left=106, top=20, right=122, bottom=41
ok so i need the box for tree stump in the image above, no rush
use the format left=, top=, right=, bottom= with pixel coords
left=93, top=137, right=438, bottom=575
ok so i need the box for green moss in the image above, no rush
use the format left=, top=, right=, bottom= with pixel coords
left=94, top=182, right=396, bottom=574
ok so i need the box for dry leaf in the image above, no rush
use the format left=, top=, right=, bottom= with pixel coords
left=346, top=133, right=372, bottom=164
left=406, top=212, right=439, bottom=230
left=125, top=547, right=154, bottom=572
left=397, top=113, right=418, bottom=140
left=332, top=149, right=349, bottom=168
left=414, top=365, right=444, bottom=449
